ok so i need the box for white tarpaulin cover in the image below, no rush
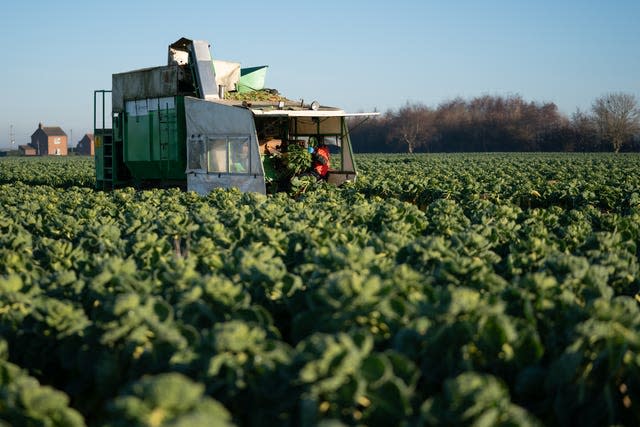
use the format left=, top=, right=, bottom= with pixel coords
left=213, top=60, right=241, bottom=92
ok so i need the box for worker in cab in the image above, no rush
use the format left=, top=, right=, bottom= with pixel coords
left=231, top=142, right=250, bottom=173
left=308, top=138, right=330, bottom=180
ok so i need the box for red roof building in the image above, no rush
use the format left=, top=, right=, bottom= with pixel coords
left=76, top=133, right=94, bottom=156
left=18, top=145, right=36, bottom=156
left=30, top=123, right=68, bottom=155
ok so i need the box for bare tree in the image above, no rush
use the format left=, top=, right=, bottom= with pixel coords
left=349, top=94, right=640, bottom=153
left=592, top=92, right=640, bottom=152
left=571, top=108, right=598, bottom=151
left=387, top=102, right=435, bottom=153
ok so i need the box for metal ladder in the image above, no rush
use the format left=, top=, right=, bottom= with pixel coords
left=94, top=90, right=113, bottom=190
left=101, top=133, right=114, bottom=189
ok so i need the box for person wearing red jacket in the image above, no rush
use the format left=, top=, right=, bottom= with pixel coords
left=311, top=142, right=330, bottom=179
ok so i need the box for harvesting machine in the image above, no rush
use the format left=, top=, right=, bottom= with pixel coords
left=93, top=37, right=374, bottom=195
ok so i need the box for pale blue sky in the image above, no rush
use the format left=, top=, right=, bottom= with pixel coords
left=1, top=0, right=639, bottom=149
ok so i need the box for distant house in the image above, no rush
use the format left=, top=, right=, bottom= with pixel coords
left=30, top=123, right=68, bottom=156
left=18, top=144, right=36, bottom=156
left=76, top=133, right=94, bottom=156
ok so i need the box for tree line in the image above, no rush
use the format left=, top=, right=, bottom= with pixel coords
left=349, top=93, right=640, bottom=153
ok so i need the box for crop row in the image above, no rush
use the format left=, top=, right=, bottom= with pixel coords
left=0, top=156, right=95, bottom=188
left=0, top=154, right=639, bottom=426
left=354, top=153, right=640, bottom=212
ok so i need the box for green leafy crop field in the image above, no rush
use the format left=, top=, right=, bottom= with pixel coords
left=0, top=153, right=639, bottom=426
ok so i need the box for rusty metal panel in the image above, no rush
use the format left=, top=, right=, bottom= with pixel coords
left=112, top=66, right=181, bottom=112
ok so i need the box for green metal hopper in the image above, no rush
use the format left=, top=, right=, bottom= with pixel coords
left=238, top=66, right=268, bottom=93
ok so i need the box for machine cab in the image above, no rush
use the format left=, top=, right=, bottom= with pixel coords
left=184, top=98, right=363, bottom=195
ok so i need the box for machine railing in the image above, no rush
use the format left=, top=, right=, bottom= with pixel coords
left=94, top=90, right=131, bottom=190
left=94, top=90, right=112, bottom=131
